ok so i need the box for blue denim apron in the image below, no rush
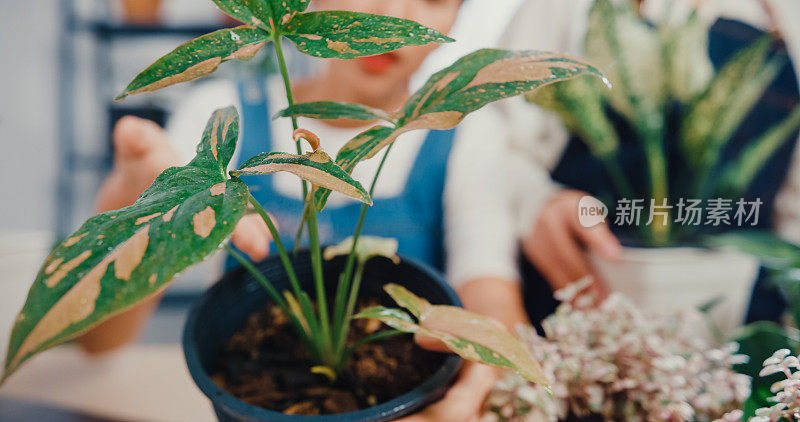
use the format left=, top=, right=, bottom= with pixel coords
left=228, top=79, right=455, bottom=272
left=521, top=19, right=800, bottom=326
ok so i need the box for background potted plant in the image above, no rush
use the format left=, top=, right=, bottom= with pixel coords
left=527, top=0, right=800, bottom=332
left=0, top=0, right=606, bottom=420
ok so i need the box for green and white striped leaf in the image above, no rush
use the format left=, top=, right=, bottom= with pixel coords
left=719, top=104, right=800, bottom=196
left=2, top=107, right=250, bottom=381
left=360, top=284, right=550, bottom=386
left=232, top=150, right=372, bottom=205
left=661, top=10, right=714, bottom=102
left=310, top=48, right=605, bottom=209
left=115, top=26, right=269, bottom=101
left=275, top=101, right=396, bottom=123
left=679, top=36, right=775, bottom=169
left=585, top=0, right=665, bottom=123
left=283, top=11, right=453, bottom=59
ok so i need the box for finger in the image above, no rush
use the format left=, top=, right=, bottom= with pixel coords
left=112, top=116, right=169, bottom=161
left=541, top=217, right=593, bottom=283
left=570, top=220, right=622, bottom=261
left=526, top=235, right=571, bottom=292
left=396, top=364, right=499, bottom=422
left=231, top=214, right=271, bottom=261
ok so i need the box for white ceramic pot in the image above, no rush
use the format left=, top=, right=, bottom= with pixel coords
left=590, top=247, right=760, bottom=335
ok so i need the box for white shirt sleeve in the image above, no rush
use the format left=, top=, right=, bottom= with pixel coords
left=445, top=105, right=520, bottom=287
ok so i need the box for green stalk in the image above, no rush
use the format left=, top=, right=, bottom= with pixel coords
left=224, top=243, right=287, bottom=310
left=247, top=193, right=304, bottom=297
left=600, top=154, right=635, bottom=200
left=269, top=31, right=331, bottom=360
left=305, top=199, right=333, bottom=357
left=643, top=133, right=670, bottom=246
left=340, top=262, right=365, bottom=344
left=331, top=143, right=395, bottom=356
left=224, top=243, right=318, bottom=358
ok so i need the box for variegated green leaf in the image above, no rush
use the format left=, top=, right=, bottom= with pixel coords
left=355, top=306, right=418, bottom=333
left=363, top=284, right=550, bottom=386
left=283, top=11, right=453, bottom=59
left=2, top=107, right=250, bottom=381
left=585, top=0, right=665, bottom=122
left=383, top=284, right=432, bottom=318
left=232, top=150, right=372, bottom=205
left=251, top=0, right=310, bottom=30
left=680, top=36, right=778, bottom=170
left=212, top=0, right=266, bottom=28
left=276, top=101, right=396, bottom=123
left=115, top=26, right=269, bottom=101
left=310, top=48, right=605, bottom=209
left=719, top=104, right=800, bottom=195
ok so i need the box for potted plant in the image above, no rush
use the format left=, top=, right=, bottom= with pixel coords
left=0, top=0, right=605, bottom=419
left=527, top=0, right=800, bottom=331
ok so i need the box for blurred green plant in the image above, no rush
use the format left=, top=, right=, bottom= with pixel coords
left=528, top=0, right=800, bottom=246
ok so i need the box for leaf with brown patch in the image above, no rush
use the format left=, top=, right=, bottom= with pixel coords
left=2, top=108, right=250, bottom=382
left=357, top=283, right=551, bottom=387
left=282, top=11, right=453, bottom=59
left=231, top=150, right=372, bottom=205
left=309, top=48, right=606, bottom=209
left=115, top=26, right=269, bottom=101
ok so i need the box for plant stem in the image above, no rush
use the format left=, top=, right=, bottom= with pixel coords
left=340, top=262, right=365, bottom=341
left=224, top=242, right=315, bottom=353
left=247, top=193, right=304, bottom=298
left=601, top=155, right=635, bottom=200
left=643, top=133, right=670, bottom=246
left=224, top=243, right=287, bottom=311
left=332, top=143, right=395, bottom=355
left=305, top=199, right=332, bottom=356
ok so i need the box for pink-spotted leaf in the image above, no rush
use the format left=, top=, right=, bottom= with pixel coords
left=359, top=284, right=551, bottom=387
left=115, top=26, right=269, bottom=101
left=310, top=48, right=605, bottom=209
left=2, top=107, right=249, bottom=382
left=283, top=11, right=453, bottom=59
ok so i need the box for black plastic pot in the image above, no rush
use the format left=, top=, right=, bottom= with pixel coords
left=183, top=250, right=463, bottom=421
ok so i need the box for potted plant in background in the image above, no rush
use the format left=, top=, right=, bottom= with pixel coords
left=0, top=0, right=605, bottom=420
left=527, top=0, right=800, bottom=332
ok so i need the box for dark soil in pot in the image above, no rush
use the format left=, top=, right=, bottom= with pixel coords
left=211, top=300, right=443, bottom=416
left=183, top=250, right=462, bottom=421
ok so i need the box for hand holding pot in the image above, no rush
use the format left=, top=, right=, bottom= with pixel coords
left=522, top=190, right=621, bottom=302
left=396, top=335, right=502, bottom=422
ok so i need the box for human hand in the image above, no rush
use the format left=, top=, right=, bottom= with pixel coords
left=96, top=116, right=271, bottom=262
left=395, top=335, right=501, bottom=422
left=522, top=190, right=622, bottom=302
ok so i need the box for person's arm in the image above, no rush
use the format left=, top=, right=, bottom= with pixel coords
left=443, top=105, right=526, bottom=327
